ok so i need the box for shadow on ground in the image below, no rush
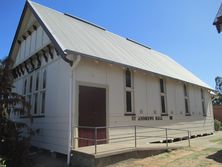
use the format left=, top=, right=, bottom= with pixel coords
left=207, top=150, right=222, bottom=164
left=30, top=149, right=67, bottom=167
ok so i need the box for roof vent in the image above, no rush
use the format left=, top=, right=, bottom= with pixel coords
left=64, top=13, right=106, bottom=31
left=126, top=38, right=151, bottom=49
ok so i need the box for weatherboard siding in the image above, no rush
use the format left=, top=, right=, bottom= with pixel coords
left=13, top=52, right=214, bottom=154
left=11, top=10, right=214, bottom=154
left=75, top=58, right=214, bottom=141
left=33, top=58, right=70, bottom=154
left=13, top=36, right=71, bottom=154
left=15, top=26, right=50, bottom=66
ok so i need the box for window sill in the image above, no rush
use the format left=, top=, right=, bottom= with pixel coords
left=20, top=115, right=45, bottom=118
left=185, top=113, right=191, bottom=116
left=161, top=113, right=168, bottom=116
left=124, top=113, right=136, bottom=116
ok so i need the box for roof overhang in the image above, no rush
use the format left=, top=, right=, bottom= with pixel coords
left=213, top=15, right=222, bottom=33
left=8, top=1, right=73, bottom=66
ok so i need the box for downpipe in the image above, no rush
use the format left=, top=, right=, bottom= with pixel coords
left=67, top=55, right=81, bottom=165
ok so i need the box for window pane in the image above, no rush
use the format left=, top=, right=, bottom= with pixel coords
left=125, top=69, right=131, bottom=87
left=41, top=92, right=46, bottom=114
left=34, top=93, right=38, bottom=114
left=43, top=70, right=46, bottom=89
left=160, top=79, right=164, bottom=93
left=29, top=76, right=33, bottom=93
left=201, top=89, right=204, bottom=99
left=185, top=99, right=189, bottom=114
left=28, top=95, right=32, bottom=104
left=23, top=79, right=27, bottom=95
left=35, top=72, right=39, bottom=91
left=126, top=91, right=132, bottom=113
left=26, top=95, right=32, bottom=114
left=184, top=84, right=187, bottom=97
left=161, top=96, right=166, bottom=113
left=202, top=101, right=205, bottom=115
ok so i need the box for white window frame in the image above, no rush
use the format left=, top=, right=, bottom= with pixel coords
left=160, top=78, right=167, bottom=115
left=20, top=67, right=47, bottom=117
left=201, top=88, right=206, bottom=116
left=125, top=68, right=134, bottom=115
left=32, top=70, right=40, bottom=116
left=39, top=68, right=47, bottom=115
left=21, top=75, right=33, bottom=116
left=184, top=83, right=190, bottom=116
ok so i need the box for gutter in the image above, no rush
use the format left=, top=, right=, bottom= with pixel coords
left=67, top=55, right=81, bottom=165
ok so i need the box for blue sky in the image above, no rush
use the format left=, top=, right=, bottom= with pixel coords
left=0, top=0, right=221, bottom=88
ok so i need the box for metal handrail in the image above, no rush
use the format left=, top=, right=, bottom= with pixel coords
left=73, top=125, right=190, bottom=132
left=73, top=125, right=191, bottom=154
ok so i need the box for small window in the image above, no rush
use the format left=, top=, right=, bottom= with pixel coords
left=27, top=95, right=32, bottom=108
left=21, top=68, right=47, bottom=117
left=126, top=91, right=132, bottom=113
left=41, top=92, right=46, bottom=114
left=201, top=88, right=206, bottom=116
left=161, top=96, right=166, bottom=114
left=160, top=79, right=167, bottom=115
left=40, top=69, right=47, bottom=114
left=125, top=68, right=131, bottom=87
left=29, top=76, right=33, bottom=93
left=184, top=84, right=190, bottom=115
left=125, top=68, right=134, bottom=114
left=33, top=93, right=38, bottom=114
left=35, top=72, right=39, bottom=91
left=160, top=79, right=165, bottom=93
left=42, top=70, right=46, bottom=89
left=201, top=88, right=204, bottom=99
left=202, top=101, right=205, bottom=115
left=23, top=78, right=27, bottom=95
left=185, top=99, right=189, bottom=114
left=184, top=84, right=188, bottom=97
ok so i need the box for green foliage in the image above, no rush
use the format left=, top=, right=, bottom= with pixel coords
left=212, top=95, right=222, bottom=105
left=0, top=58, right=33, bottom=167
left=0, top=157, right=6, bottom=167
left=214, top=120, right=222, bottom=131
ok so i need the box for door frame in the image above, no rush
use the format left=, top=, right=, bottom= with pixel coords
left=75, top=81, right=109, bottom=146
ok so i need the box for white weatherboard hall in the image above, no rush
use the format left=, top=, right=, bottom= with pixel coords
left=10, top=1, right=214, bottom=160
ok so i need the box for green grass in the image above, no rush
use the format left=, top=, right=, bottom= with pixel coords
left=157, top=147, right=221, bottom=167
left=210, top=138, right=222, bottom=145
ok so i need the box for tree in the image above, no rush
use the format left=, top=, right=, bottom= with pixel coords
left=212, top=95, right=222, bottom=105
left=0, top=58, right=33, bottom=167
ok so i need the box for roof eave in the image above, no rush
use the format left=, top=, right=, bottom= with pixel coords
left=213, top=16, right=222, bottom=33
left=27, top=1, right=73, bottom=66
left=7, top=1, right=29, bottom=63
left=65, top=49, right=213, bottom=90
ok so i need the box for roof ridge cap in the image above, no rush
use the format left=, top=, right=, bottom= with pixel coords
left=64, top=13, right=106, bottom=31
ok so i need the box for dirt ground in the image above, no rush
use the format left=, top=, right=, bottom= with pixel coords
left=31, top=150, right=68, bottom=167
left=108, top=131, right=222, bottom=167
left=31, top=131, right=222, bottom=167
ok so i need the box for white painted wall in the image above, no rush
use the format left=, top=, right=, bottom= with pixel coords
left=13, top=18, right=69, bottom=154
left=14, top=25, right=50, bottom=66
left=75, top=58, right=214, bottom=140
left=14, top=53, right=71, bottom=154
left=12, top=19, right=214, bottom=154
left=30, top=58, right=71, bottom=153
left=13, top=49, right=214, bottom=154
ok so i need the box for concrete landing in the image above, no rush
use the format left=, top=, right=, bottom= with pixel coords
left=70, top=147, right=179, bottom=167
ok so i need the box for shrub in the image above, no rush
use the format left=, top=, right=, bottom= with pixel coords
left=0, top=58, right=33, bottom=167
left=214, top=120, right=222, bottom=131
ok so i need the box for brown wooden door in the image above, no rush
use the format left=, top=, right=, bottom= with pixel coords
left=78, top=86, right=106, bottom=147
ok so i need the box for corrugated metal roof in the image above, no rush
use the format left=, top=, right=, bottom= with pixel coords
left=29, top=1, right=211, bottom=89
left=213, top=3, right=222, bottom=33
left=214, top=3, right=222, bottom=24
